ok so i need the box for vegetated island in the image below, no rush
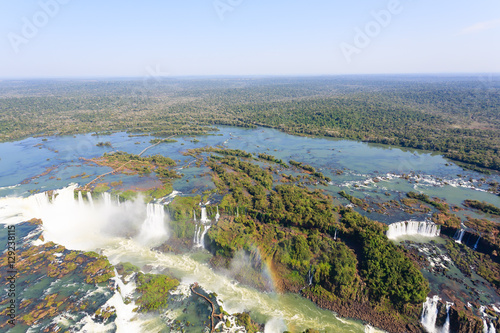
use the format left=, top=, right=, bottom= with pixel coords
left=0, top=76, right=499, bottom=172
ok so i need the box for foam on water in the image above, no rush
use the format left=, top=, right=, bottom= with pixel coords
left=0, top=186, right=379, bottom=333
left=0, top=185, right=149, bottom=251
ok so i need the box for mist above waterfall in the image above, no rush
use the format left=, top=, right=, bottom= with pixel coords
left=0, top=185, right=169, bottom=251
left=136, top=203, right=168, bottom=247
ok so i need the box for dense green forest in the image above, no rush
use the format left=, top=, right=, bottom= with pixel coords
left=0, top=75, right=499, bottom=170
left=167, top=148, right=429, bottom=330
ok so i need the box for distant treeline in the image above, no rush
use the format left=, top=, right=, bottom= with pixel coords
left=1, top=76, right=498, bottom=171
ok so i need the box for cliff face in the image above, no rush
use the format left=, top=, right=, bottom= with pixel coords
left=448, top=307, right=484, bottom=333
left=441, top=226, right=499, bottom=260
left=302, top=290, right=422, bottom=333
left=430, top=300, right=497, bottom=333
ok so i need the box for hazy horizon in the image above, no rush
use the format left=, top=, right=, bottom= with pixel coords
left=1, top=0, right=500, bottom=78
left=1, top=73, right=500, bottom=81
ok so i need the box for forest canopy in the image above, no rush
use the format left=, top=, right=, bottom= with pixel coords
left=1, top=76, right=499, bottom=171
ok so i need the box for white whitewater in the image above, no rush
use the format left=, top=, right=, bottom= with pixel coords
left=481, top=306, right=497, bottom=333
left=387, top=220, right=440, bottom=239
left=136, top=203, right=167, bottom=246
left=102, top=192, right=112, bottom=208
left=103, top=238, right=380, bottom=333
left=215, top=206, right=220, bottom=222
left=0, top=186, right=383, bottom=333
left=193, top=206, right=211, bottom=249
left=422, top=296, right=440, bottom=332
left=441, top=302, right=453, bottom=333
left=192, top=210, right=199, bottom=245
left=0, top=185, right=149, bottom=251
left=455, top=229, right=466, bottom=243
left=78, top=191, right=84, bottom=207
left=80, top=269, right=146, bottom=332
left=484, top=320, right=497, bottom=333
left=87, top=192, right=94, bottom=208
left=421, top=296, right=454, bottom=333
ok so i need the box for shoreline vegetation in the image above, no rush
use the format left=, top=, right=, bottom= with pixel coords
left=4, top=144, right=500, bottom=332
left=161, top=147, right=431, bottom=332
left=0, top=76, right=499, bottom=172
left=2, top=76, right=500, bottom=332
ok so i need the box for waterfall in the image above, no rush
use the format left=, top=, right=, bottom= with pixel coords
left=474, top=236, right=481, bottom=250
left=201, top=206, right=209, bottom=223
left=137, top=203, right=167, bottom=245
left=199, top=225, right=210, bottom=247
left=387, top=221, right=440, bottom=239
left=421, top=296, right=454, bottom=333
left=215, top=206, right=220, bottom=222
left=307, top=267, right=314, bottom=285
left=455, top=229, right=465, bottom=243
left=193, top=210, right=199, bottom=245
left=78, top=191, right=84, bottom=207
left=441, top=302, right=453, bottom=333
left=334, top=228, right=337, bottom=240
left=86, top=192, right=94, bottom=208
left=489, top=321, right=496, bottom=333
left=32, top=191, right=50, bottom=209
left=483, top=320, right=496, bottom=333
left=421, top=296, right=440, bottom=333
left=481, top=306, right=497, bottom=333
left=193, top=206, right=211, bottom=249
left=102, top=192, right=112, bottom=208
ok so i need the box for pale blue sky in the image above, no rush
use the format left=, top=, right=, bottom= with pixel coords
left=0, top=0, right=499, bottom=78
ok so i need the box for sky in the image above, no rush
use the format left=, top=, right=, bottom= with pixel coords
left=0, top=0, right=499, bottom=78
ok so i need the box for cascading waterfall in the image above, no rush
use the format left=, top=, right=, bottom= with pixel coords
left=421, top=296, right=441, bottom=333
left=86, top=192, right=94, bottom=208
left=441, top=302, right=453, bottom=333
left=307, top=267, right=315, bottom=285
left=484, top=320, right=497, bottom=333
left=102, top=192, right=112, bottom=208
left=481, top=306, right=497, bottom=333
left=32, top=191, right=50, bottom=208
left=193, top=206, right=211, bottom=249
left=201, top=205, right=208, bottom=222
left=78, top=191, right=84, bottom=207
left=387, top=221, right=440, bottom=239
left=455, top=229, right=465, bottom=243
left=137, top=203, right=167, bottom=245
left=193, top=210, right=199, bottom=245
left=474, top=236, right=481, bottom=250
left=215, top=206, right=220, bottom=222
left=8, top=185, right=149, bottom=250
left=2, top=184, right=387, bottom=332
left=421, top=296, right=454, bottom=333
